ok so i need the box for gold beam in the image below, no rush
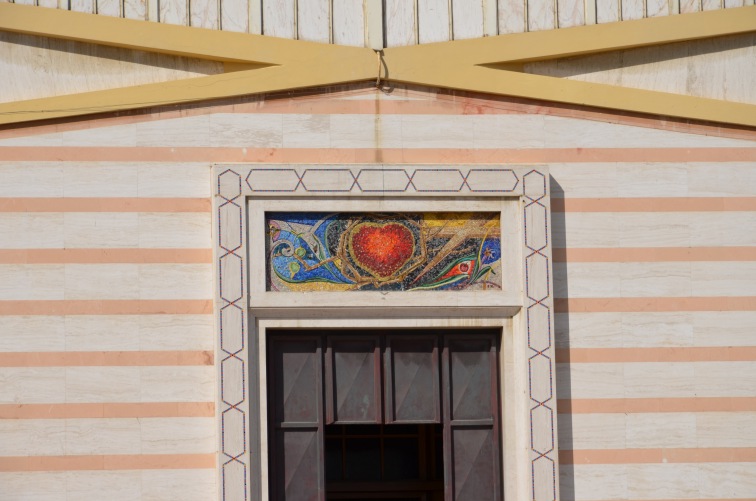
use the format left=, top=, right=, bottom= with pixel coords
left=0, top=2, right=371, bottom=65
left=0, top=59, right=376, bottom=127
left=385, top=64, right=756, bottom=128
left=0, top=3, right=376, bottom=126
left=383, top=6, right=756, bottom=66
left=381, top=5, right=756, bottom=127
left=0, top=3, right=754, bottom=127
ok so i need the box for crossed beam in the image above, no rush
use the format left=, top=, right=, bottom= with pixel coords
left=0, top=3, right=755, bottom=127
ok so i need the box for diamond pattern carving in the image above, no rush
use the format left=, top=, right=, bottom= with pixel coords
left=526, top=253, right=550, bottom=303
left=466, top=169, right=519, bottom=192
left=528, top=355, right=553, bottom=404
left=246, top=168, right=301, bottom=192
left=527, top=304, right=551, bottom=354
left=355, top=169, right=412, bottom=192
left=221, top=355, right=245, bottom=407
left=410, top=168, right=465, bottom=192
left=220, top=304, right=244, bottom=354
left=530, top=405, right=554, bottom=454
left=222, top=408, right=246, bottom=458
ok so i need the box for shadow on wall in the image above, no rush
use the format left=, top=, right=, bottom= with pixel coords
left=550, top=176, right=576, bottom=501
left=0, top=30, right=224, bottom=72
left=524, top=32, right=754, bottom=78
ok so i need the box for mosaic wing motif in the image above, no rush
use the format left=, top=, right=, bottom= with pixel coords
left=268, top=214, right=353, bottom=291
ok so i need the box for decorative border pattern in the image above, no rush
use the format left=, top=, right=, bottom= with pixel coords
left=245, top=166, right=520, bottom=194
left=523, top=170, right=557, bottom=500
left=214, top=164, right=557, bottom=501
left=216, top=170, right=249, bottom=501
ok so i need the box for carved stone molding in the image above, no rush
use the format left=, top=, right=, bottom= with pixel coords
left=213, top=164, right=557, bottom=500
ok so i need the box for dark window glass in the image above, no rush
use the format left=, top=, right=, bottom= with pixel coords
left=325, top=438, right=343, bottom=482
left=344, top=438, right=382, bottom=481
left=350, top=424, right=381, bottom=435
left=383, top=438, right=419, bottom=480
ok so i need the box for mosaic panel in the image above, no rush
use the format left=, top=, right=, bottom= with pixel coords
left=266, top=212, right=502, bottom=292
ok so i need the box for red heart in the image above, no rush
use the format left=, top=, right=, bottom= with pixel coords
left=348, top=222, right=415, bottom=279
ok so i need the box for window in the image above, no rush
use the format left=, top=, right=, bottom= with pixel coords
left=267, top=330, right=502, bottom=501
left=325, top=423, right=443, bottom=500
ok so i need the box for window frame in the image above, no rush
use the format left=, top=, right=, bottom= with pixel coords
left=268, top=329, right=501, bottom=500
left=213, top=164, right=559, bottom=501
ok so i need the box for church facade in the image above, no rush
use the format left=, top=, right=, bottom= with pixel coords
left=0, top=2, right=755, bottom=500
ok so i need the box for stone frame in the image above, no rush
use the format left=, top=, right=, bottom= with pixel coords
left=213, top=164, right=558, bottom=501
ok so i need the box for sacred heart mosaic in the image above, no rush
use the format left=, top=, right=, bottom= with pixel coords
left=266, top=212, right=501, bottom=292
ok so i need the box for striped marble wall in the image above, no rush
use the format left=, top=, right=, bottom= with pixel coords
left=2, top=0, right=753, bottom=45
left=0, top=85, right=754, bottom=500
left=0, top=158, right=217, bottom=498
